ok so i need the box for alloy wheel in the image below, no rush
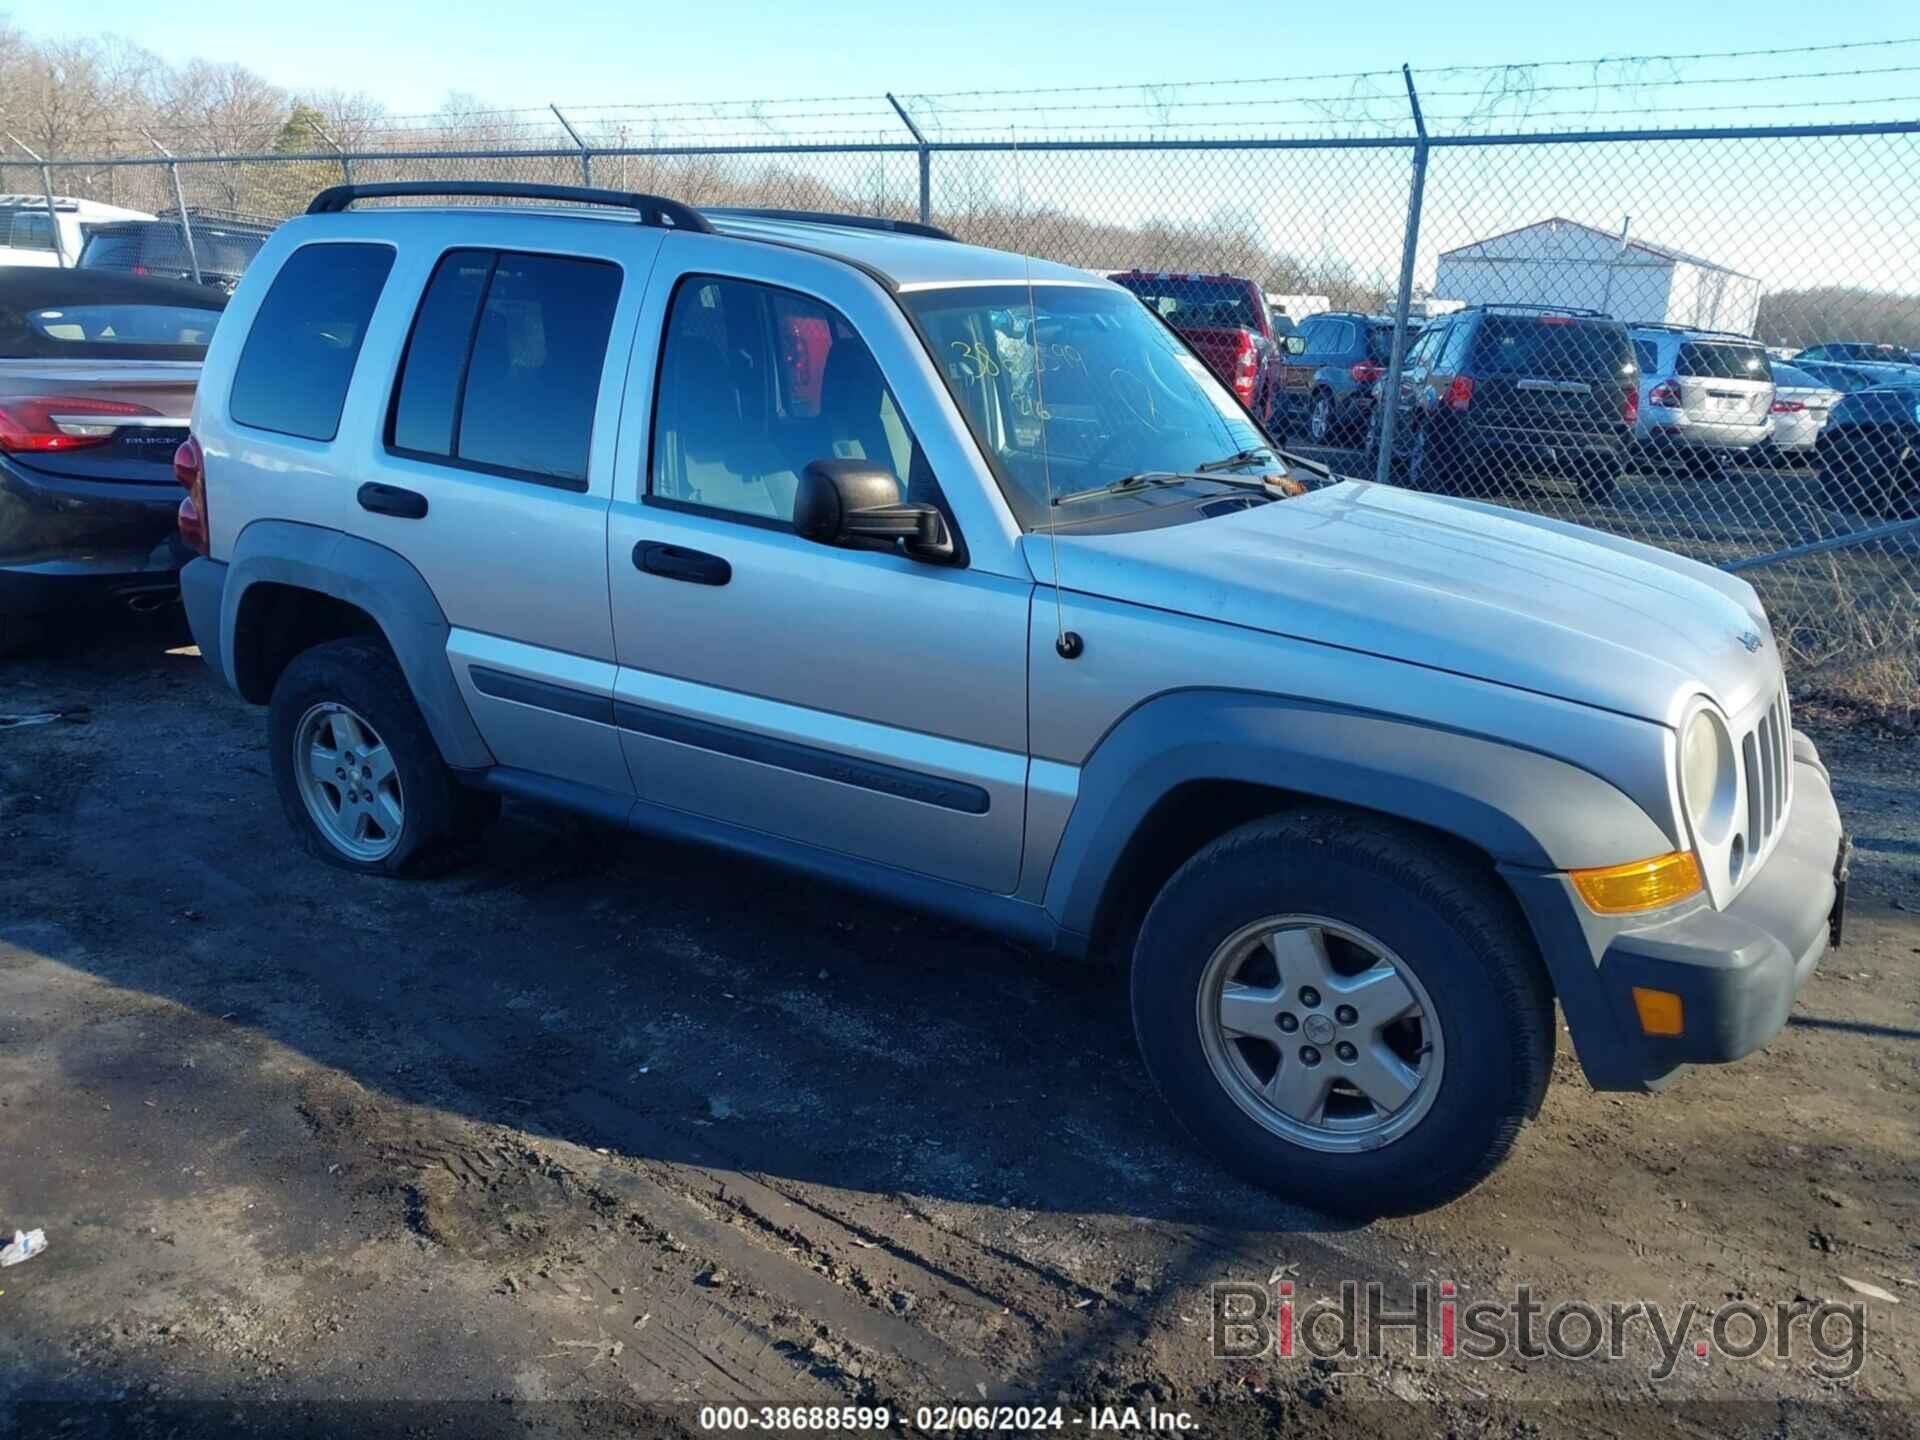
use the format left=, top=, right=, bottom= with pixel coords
left=292, top=702, right=405, bottom=862
left=1196, top=915, right=1444, bottom=1153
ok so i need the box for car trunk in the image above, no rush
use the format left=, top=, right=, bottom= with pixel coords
left=1470, top=318, right=1633, bottom=438
left=0, top=359, right=199, bottom=484
left=1676, top=341, right=1772, bottom=429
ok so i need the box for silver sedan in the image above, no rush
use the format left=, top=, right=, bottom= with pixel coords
left=1765, top=361, right=1845, bottom=456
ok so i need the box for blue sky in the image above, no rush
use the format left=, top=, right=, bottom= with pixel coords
left=12, top=0, right=1919, bottom=118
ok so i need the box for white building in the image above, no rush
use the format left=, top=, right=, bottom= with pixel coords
left=1264, top=292, right=1330, bottom=322
left=1433, top=218, right=1762, bottom=335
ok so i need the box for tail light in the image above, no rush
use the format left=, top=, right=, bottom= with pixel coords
left=1539, top=314, right=1573, bottom=326
left=1648, top=379, right=1683, bottom=409
left=175, top=434, right=209, bottom=556
left=1231, top=335, right=1258, bottom=402
left=0, top=395, right=159, bottom=453
left=1444, top=375, right=1475, bottom=412
left=1622, top=386, right=1640, bottom=426
left=1349, top=361, right=1384, bottom=385
left=1771, top=398, right=1806, bottom=414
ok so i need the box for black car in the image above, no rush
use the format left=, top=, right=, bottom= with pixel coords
left=78, top=208, right=275, bottom=294
left=1365, top=305, right=1639, bottom=502
left=0, top=268, right=225, bottom=652
left=1273, top=311, right=1397, bottom=444
left=1815, top=380, right=1920, bottom=518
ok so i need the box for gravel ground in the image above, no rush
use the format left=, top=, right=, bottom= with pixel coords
left=1, top=620, right=1916, bottom=1439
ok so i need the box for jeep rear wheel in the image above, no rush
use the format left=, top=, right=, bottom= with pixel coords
left=269, top=637, right=482, bottom=876
left=1130, top=810, right=1554, bottom=1216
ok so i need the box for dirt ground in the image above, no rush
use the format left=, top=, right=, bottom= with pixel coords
left=2, top=621, right=1916, bottom=1438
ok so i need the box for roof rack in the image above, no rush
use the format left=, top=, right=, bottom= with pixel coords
left=1462, top=302, right=1611, bottom=318
left=305, top=181, right=712, bottom=233
left=706, top=207, right=957, bottom=241
left=1627, top=320, right=1757, bottom=341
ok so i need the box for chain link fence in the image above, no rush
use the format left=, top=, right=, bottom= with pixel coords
left=6, top=115, right=1916, bottom=710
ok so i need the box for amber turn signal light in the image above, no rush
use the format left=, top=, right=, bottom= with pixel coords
left=1570, top=851, right=1703, bottom=914
left=1631, top=987, right=1685, bottom=1037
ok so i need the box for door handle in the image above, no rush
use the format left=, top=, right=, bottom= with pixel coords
left=634, top=541, right=731, bottom=587
left=357, top=482, right=429, bottom=519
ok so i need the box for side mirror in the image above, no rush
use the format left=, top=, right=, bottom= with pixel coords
left=793, top=459, right=953, bottom=562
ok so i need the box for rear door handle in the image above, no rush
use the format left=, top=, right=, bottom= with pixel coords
left=357, top=482, right=429, bottom=519
left=635, top=541, right=731, bottom=587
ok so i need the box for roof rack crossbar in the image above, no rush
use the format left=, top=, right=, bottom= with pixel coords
left=1626, top=320, right=1756, bottom=339
left=705, top=206, right=957, bottom=241
left=1464, top=302, right=1610, bottom=317
left=305, top=181, right=713, bottom=232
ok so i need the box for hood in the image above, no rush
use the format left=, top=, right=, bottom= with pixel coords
left=1029, top=480, right=1778, bottom=724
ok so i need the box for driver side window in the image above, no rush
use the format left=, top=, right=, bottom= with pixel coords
left=650, top=275, right=923, bottom=525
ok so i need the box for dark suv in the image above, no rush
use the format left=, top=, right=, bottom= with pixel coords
left=1274, top=311, right=1396, bottom=444
left=1366, top=305, right=1639, bottom=502
left=78, top=209, right=276, bottom=294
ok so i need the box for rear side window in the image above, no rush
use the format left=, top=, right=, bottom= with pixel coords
left=1471, top=318, right=1632, bottom=380
left=1676, top=342, right=1770, bottom=382
left=8, top=211, right=56, bottom=251
left=1366, top=325, right=1395, bottom=362
left=230, top=243, right=393, bottom=442
left=388, top=249, right=621, bottom=488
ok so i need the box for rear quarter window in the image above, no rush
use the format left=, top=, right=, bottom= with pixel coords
left=230, top=242, right=395, bottom=442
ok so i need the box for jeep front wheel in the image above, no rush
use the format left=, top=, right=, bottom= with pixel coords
left=1130, top=810, right=1554, bottom=1216
left=269, top=637, right=476, bottom=876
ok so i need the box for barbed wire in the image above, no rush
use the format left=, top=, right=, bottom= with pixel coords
left=11, top=34, right=1920, bottom=157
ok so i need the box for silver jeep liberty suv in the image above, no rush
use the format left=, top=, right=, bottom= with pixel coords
left=177, top=182, right=1846, bottom=1215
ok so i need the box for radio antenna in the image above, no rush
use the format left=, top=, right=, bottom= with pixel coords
left=1018, top=144, right=1078, bottom=660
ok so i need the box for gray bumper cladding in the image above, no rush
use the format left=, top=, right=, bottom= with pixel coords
left=1511, top=757, right=1844, bottom=1092
left=179, top=557, right=228, bottom=681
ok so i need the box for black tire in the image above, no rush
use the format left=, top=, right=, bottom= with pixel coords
left=1405, top=425, right=1443, bottom=492
left=1130, top=809, right=1555, bottom=1217
left=1307, top=389, right=1336, bottom=446
left=268, top=637, right=470, bottom=876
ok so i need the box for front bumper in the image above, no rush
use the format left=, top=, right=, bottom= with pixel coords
left=1506, top=749, right=1844, bottom=1091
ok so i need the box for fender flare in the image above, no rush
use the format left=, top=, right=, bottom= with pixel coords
left=1043, top=689, right=1673, bottom=939
left=219, top=519, right=493, bottom=770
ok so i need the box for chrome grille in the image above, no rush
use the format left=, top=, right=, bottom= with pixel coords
left=1740, top=684, right=1793, bottom=859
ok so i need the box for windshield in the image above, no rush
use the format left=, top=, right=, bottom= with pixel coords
left=1110, top=276, right=1263, bottom=334
left=905, top=283, right=1271, bottom=529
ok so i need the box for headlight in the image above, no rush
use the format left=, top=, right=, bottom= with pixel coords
left=1680, top=707, right=1734, bottom=842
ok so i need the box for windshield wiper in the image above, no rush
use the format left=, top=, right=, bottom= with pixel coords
left=1192, top=446, right=1280, bottom=473
left=1050, top=471, right=1241, bottom=507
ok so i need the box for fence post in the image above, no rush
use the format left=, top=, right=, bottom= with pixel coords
left=4, top=133, right=65, bottom=268
left=312, top=122, right=353, bottom=183
left=1375, top=66, right=1428, bottom=486
left=886, top=93, right=931, bottom=225
left=140, top=129, right=202, bottom=287
left=551, top=105, right=593, bottom=186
